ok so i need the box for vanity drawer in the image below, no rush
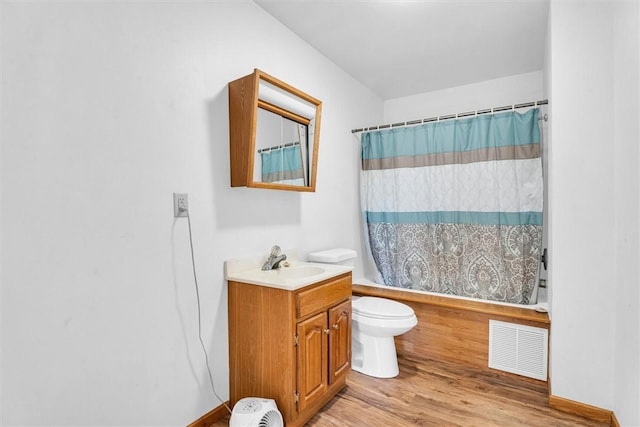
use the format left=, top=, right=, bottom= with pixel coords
left=297, top=275, right=351, bottom=319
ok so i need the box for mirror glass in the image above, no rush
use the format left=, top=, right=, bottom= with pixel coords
left=252, top=79, right=318, bottom=189
left=255, top=108, right=312, bottom=186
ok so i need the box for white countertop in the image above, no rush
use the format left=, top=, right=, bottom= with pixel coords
left=224, top=257, right=352, bottom=291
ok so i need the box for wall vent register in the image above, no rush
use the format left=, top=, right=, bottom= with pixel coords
left=488, top=320, right=548, bottom=381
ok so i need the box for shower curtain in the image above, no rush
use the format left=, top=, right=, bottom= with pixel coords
left=361, top=109, right=543, bottom=304
left=260, top=143, right=305, bottom=185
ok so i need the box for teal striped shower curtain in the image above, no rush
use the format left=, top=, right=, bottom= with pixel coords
left=361, top=109, right=543, bottom=304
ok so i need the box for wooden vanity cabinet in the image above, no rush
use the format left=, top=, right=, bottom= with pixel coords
left=228, top=273, right=352, bottom=427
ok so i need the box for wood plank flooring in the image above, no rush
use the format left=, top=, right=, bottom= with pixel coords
left=209, top=353, right=609, bottom=427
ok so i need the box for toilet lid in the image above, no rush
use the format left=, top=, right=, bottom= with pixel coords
left=352, top=297, right=415, bottom=319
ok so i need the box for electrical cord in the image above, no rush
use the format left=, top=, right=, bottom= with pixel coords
left=185, top=212, right=232, bottom=414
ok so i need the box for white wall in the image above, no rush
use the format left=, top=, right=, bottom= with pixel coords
left=0, top=0, right=5, bottom=422
left=1, top=2, right=381, bottom=425
left=612, top=1, right=640, bottom=425
left=383, top=71, right=544, bottom=124
left=550, top=0, right=617, bottom=410
left=549, top=1, right=640, bottom=423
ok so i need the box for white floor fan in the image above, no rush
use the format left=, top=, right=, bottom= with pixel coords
left=229, top=397, right=284, bottom=427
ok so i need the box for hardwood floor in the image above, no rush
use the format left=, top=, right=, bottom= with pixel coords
left=210, top=353, right=609, bottom=427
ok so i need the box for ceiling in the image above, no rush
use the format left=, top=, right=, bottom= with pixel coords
left=255, top=0, right=549, bottom=100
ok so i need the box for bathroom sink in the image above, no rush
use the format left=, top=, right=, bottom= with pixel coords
left=236, top=265, right=326, bottom=286
left=225, top=261, right=352, bottom=290
left=263, top=265, right=325, bottom=279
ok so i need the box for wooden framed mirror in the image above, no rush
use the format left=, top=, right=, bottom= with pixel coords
left=228, top=69, right=322, bottom=192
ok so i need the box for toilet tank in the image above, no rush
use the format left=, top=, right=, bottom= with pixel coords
left=308, top=248, right=357, bottom=267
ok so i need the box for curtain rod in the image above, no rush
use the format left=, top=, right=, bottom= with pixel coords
left=257, top=141, right=300, bottom=154
left=351, top=99, right=549, bottom=134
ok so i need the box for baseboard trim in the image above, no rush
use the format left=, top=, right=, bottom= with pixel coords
left=187, top=402, right=230, bottom=427
left=549, top=395, right=612, bottom=424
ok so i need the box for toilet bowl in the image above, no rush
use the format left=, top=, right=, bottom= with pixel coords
left=351, top=296, right=417, bottom=378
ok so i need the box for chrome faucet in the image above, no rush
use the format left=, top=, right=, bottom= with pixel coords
left=262, top=245, right=287, bottom=271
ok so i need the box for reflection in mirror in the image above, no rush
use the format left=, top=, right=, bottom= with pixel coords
left=255, top=108, right=309, bottom=186
left=255, top=80, right=317, bottom=188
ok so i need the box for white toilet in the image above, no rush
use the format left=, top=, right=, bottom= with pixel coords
left=351, top=296, right=417, bottom=378
left=307, top=248, right=418, bottom=378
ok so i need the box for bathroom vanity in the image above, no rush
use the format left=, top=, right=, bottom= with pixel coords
left=226, top=262, right=352, bottom=427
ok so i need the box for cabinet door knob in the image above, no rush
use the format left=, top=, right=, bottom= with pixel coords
left=332, top=324, right=339, bottom=330
left=324, top=328, right=331, bottom=335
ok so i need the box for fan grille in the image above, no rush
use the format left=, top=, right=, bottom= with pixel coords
left=259, top=409, right=283, bottom=427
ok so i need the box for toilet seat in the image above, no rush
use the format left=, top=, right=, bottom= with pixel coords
left=352, top=297, right=415, bottom=320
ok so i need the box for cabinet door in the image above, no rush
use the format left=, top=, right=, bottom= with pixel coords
left=296, top=311, right=328, bottom=412
left=328, top=299, right=351, bottom=384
